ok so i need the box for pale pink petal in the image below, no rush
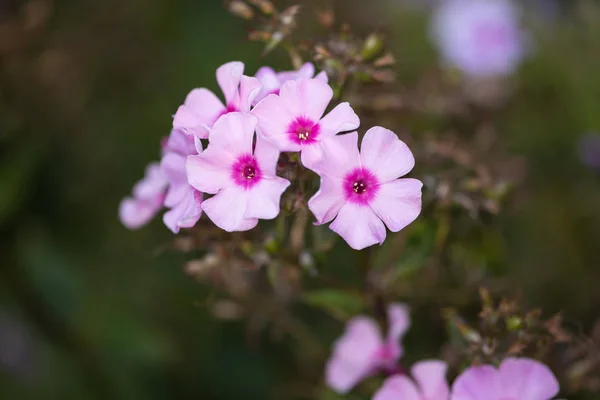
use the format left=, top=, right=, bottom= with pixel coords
left=412, top=360, right=450, bottom=400
left=279, top=79, right=333, bottom=122
left=201, top=187, right=249, bottom=232
left=387, top=303, right=411, bottom=345
left=360, top=126, right=416, bottom=183
left=119, top=197, right=162, bottom=230
left=164, top=129, right=197, bottom=156
left=173, top=88, right=225, bottom=139
left=161, top=153, right=188, bottom=207
left=330, top=203, right=386, bottom=250
left=236, top=217, right=259, bottom=231
left=252, top=94, right=299, bottom=152
left=163, top=189, right=202, bottom=234
left=132, top=163, right=168, bottom=199
left=208, top=112, right=257, bottom=157
left=499, top=358, right=559, bottom=400
left=186, top=148, right=233, bottom=194
left=304, top=132, right=361, bottom=178
left=326, top=317, right=382, bottom=394
left=307, top=176, right=345, bottom=225
left=216, top=61, right=244, bottom=106
left=315, top=70, right=329, bottom=83
left=370, top=178, right=423, bottom=232
left=318, top=102, right=360, bottom=137
left=244, top=177, right=290, bottom=220
left=277, top=62, right=315, bottom=82
left=254, top=135, right=281, bottom=176
left=372, top=375, right=422, bottom=400
left=236, top=76, right=262, bottom=112
left=451, top=365, right=502, bottom=400
left=299, top=141, right=325, bottom=168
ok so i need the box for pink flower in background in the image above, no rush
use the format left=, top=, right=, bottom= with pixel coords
left=431, top=0, right=526, bottom=78
left=451, top=358, right=559, bottom=400
left=373, top=360, right=450, bottom=400
left=253, top=62, right=328, bottom=104
left=173, top=61, right=261, bottom=139
left=252, top=78, right=360, bottom=166
left=307, top=128, right=422, bottom=250
left=160, top=129, right=203, bottom=233
left=186, top=113, right=290, bottom=232
left=326, top=304, right=410, bottom=394
left=119, top=162, right=168, bottom=230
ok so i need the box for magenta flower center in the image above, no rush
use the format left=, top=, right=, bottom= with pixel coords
left=231, top=153, right=262, bottom=190
left=287, top=116, right=320, bottom=145
left=343, top=167, right=380, bottom=205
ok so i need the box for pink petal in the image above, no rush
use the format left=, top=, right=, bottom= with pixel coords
left=279, top=78, right=333, bottom=122
left=132, top=162, right=168, bottom=200
left=216, top=61, right=244, bottom=106
left=315, top=70, right=329, bottom=83
left=254, top=135, right=281, bottom=176
left=201, top=187, right=250, bottom=232
left=318, top=102, right=360, bottom=137
left=254, top=67, right=280, bottom=104
left=119, top=197, right=162, bottom=230
left=164, top=129, right=198, bottom=156
left=236, top=75, right=262, bottom=112
left=186, top=148, right=233, bottom=194
left=161, top=153, right=188, bottom=207
left=330, top=202, right=386, bottom=250
left=163, top=189, right=202, bottom=234
left=303, top=132, right=361, bottom=178
left=173, top=88, right=225, bottom=139
left=360, top=126, right=416, bottom=183
left=209, top=112, right=257, bottom=157
left=372, top=375, right=422, bottom=400
left=499, top=358, right=559, bottom=400
left=299, top=141, right=325, bottom=168
left=326, top=317, right=382, bottom=394
left=277, top=62, right=315, bottom=82
left=252, top=94, right=298, bottom=152
left=412, top=360, right=450, bottom=400
left=370, top=178, right=423, bottom=232
left=236, top=217, right=259, bottom=231
left=244, top=177, right=290, bottom=220
left=307, top=176, right=345, bottom=225
left=451, top=365, right=502, bottom=400
left=387, top=303, right=411, bottom=346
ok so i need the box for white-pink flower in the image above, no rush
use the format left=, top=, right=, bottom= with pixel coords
left=252, top=78, right=360, bottom=166
left=372, top=360, right=450, bottom=400
left=186, top=112, right=290, bottom=232
left=253, top=62, right=328, bottom=105
left=119, top=162, right=168, bottom=230
left=451, top=358, right=559, bottom=400
left=326, top=304, right=410, bottom=394
left=307, top=128, right=422, bottom=250
left=173, top=61, right=261, bottom=139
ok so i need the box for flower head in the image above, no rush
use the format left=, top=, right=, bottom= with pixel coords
left=252, top=78, right=360, bottom=166
left=451, top=357, right=559, bottom=400
left=431, top=0, right=526, bottom=78
left=307, top=127, right=422, bottom=250
left=173, top=61, right=261, bottom=139
left=373, top=360, right=450, bottom=400
left=326, top=304, right=410, bottom=394
left=119, top=162, right=168, bottom=230
left=186, top=112, right=290, bottom=232
left=253, top=62, right=328, bottom=104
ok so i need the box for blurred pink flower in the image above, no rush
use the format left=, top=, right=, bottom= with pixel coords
left=373, top=360, right=450, bottom=400
left=451, top=357, right=559, bottom=400
left=326, top=304, right=411, bottom=394
left=253, top=62, right=328, bottom=104
left=119, top=162, right=168, bottom=230
left=173, top=61, right=261, bottom=139
left=431, top=0, right=526, bottom=78
left=186, top=113, right=290, bottom=232
left=252, top=78, right=359, bottom=167
left=307, top=128, right=422, bottom=250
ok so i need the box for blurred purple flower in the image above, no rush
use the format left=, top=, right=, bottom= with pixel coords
left=372, top=360, right=450, bottom=400
left=0, top=311, right=37, bottom=381
left=578, top=132, right=600, bottom=171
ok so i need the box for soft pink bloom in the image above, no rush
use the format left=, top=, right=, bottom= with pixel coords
left=372, top=360, right=450, bottom=400
left=186, top=112, right=290, bottom=232
left=451, top=358, right=559, bottom=400
left=251, top=78, right=360, bottom=166
left=307, top=128, right=422, bottom=250
left=173, top=61, right=261, bottom=139
left=119, top=162, right=168, bottom=230
left=160, top=129, right=203, bottom=234
left=253, top=62, right=328, bottom=104
left=326, top=304, right=411, bottom=394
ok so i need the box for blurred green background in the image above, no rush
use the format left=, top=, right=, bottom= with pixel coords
left=1, top=0, right=600, bottom=399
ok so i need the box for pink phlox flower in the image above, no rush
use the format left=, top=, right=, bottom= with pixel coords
left=451, top=357, right=559, bottom=400
left=326, top=304, right=411, bottom=394
left=173, top=61, right=261, bottom=139
left=119, top=162, right=168, bottom=230
left=431, top=0, right=526, bottom=78
left=253, top=62, right=328, bottom=105
left=372, top=360, right=450, bottom=400
left=161, top=129, right=203, bottom=233
left=251, top=77, right=360, bottom=167
left=186, top=112, right=290, bottom=232
left=307, top=127, right=422, bottom=250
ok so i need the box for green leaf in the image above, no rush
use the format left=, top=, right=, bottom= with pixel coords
left=302, top=289, right=364, bottom=321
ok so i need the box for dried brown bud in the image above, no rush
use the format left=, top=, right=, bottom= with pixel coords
left=247, top=0, right=275, bottom=15
left=228, top=0, right=254, bottom=20
left=315, top=8, right=334, bottom=28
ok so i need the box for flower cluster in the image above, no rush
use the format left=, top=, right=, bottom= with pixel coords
left=119, top=61, right=423, bottom=250
left=327, top=304, right=561, bottom=400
